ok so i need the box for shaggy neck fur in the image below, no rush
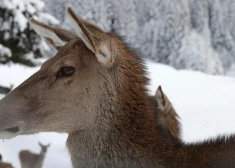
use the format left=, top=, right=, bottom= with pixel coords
left=66, top=39, right=235, bottom=168
left=67, top=46, right=163, bottom=168
left=33, top=152, right=45, bottom=168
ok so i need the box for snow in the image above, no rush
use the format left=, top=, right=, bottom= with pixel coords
left=0, top=44, right=11, bottom=58
left=37, top=13, right=60, bottom=25
left=1, top=0, right=46, bottom=31
left=1, top=60, right=235, bottom=167
left=1, top=0, right=45, bottom=12
left=1, top=0, right=59, bottom=31
left=0, top=0, right=60, bottom=66
left=14, top=10, right=28, bottom=32
left=176, top=30, right=223, bottom=75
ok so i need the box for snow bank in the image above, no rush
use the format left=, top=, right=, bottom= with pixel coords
left=1, top=61, right=235, bottom=167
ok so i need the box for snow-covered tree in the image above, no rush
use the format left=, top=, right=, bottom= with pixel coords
left=45, top=0, right=113, bottom=32
left=42, top=0, right=235, bottom=76
left=189, top=0, right=210, bottom=36
left=139, top=0, right=189, bottom=63
left=208, top=0, right=235, bottom=72
left=110, top=0, right=138, bottom=45
left=175, top=30, right=223, bottom=74
left=0, top=0, right=58, bottom=66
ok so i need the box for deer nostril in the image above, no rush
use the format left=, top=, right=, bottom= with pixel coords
left=5, top=126, right=19, bottom=133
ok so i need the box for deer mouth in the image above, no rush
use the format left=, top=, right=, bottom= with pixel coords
left=0, top=121, right=24, bottom=139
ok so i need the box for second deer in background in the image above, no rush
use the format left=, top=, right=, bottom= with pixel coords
left=149, top=86, right=181, bottom=140
left=19, top=142, right=50, bottom=168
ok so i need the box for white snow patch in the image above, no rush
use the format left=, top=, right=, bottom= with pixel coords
left=38, top=13, right=60, bottom=25
left=0, top=44, right=12, bottom=58
left=14, top=10, right=28, bottom=31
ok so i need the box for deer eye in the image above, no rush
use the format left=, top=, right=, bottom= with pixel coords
left=57, top=66, right=75, bottom=78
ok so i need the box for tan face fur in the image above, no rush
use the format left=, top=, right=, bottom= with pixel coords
left=0, top=8, right=121, bottom=138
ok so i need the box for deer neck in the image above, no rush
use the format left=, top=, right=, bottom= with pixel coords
left=67, top=108, right=161, bottom=167
left=33, top=152, right=45, bottom=168
left=39, top=151, right=46, bottom=159
left=67, top=67, right=162, bottom=168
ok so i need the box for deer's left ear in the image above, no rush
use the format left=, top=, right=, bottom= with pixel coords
left=155, top=86, right=170, bottom=111
left=30, top=18, right=78, bottom=51
left=67, top=7, right=116, bottom=68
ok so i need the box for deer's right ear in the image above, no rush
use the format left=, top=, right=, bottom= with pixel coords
left=30, top=18, right=77, bottom=50
left=66, top=7, right=116, bottom=68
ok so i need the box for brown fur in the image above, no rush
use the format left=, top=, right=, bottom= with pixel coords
left=1, top=7, right=235, bottom=168
left=0, top=163, right=13, bottom=168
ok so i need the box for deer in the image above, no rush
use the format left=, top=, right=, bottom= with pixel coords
left=150, top=86, right=181, bottom=140
left=19, top=142, right=50, bottom=168
left=0, top=154, right=13, bottom=168
left=1, top=7, right=235, bottom=168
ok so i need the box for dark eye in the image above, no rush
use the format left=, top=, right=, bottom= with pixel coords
left=57, top=66, right=75, bottom=78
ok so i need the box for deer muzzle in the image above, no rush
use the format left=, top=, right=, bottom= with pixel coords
left=0, top=91, right=26, bottom=139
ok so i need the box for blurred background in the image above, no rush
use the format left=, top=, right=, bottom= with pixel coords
left=1, top=0, right=235, bottom=167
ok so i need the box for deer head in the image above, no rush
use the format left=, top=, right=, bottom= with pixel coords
left=0, top=7, right=146, bottom=139
left=39, top=142, right=50, bottom=154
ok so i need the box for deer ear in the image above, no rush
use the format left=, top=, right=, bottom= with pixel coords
left=155, top=86, right=168, bottom=111
left=30, top=18, right=78, bottom=50
left=67, top=7, right=115, bottom=68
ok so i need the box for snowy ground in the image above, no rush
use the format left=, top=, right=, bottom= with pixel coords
left=1, top=60, right=235, bottom=167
